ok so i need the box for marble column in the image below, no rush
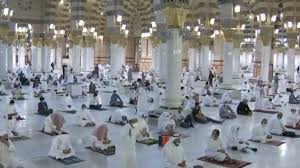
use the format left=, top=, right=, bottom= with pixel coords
left=151, top=45, right=160, bottom=74
left=18, top=46, right=26, bottom=69
left=7, top=44, right=14, bottom=72
left=110, top=43, right=124, bottom=76
left=0, top=41, right=6, bottom=80
left=164, top=29, right=182, bottom=108
left=222, top=29, right=235, bottom=87
left=86, top=47, right=95, bottom=71
left=56, top=47, right=62, bottom=70
left=71, top=45, right=81, bottom=73
left=260, top=45, right=271, bottom=82
left=31, top=46, right=39, bottom=72
left=159, top=42, right=167, bottom=81
left=253, top=36, right=263, bottom=78
left=213, top=34, right=224, bottom=74
left=232, top=33, right=242, bottom=79
left=200, top=37, right=210, bottom=80
left=287, top=32, right=297, bottom=82
left=188, top=48, right=197, bottom=73
left=40, top=47, right=52, bottom=72
left=81, top=47, right=88, bottom=72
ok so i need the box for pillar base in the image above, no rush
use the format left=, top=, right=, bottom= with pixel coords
left=220, top=83, right=234, bottom=90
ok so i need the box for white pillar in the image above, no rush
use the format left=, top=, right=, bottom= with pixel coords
left=86, top=47, right=95, bottom=71
left=287, top=48, right=295, bottom=81
left=71, top=45, right=81, bottom=73
left=151, top=46, right=160, bottom=73
left=18, top=46, right=25, bottom=69
left=31, top=46, right=39, bottom=72
left=0, top=41, right=6, bottom=80
left=188, top=48, right=196, bottom=72
left=81, top=47, right=88, bottom=71
left=232, top=48, right=241, bottom=78
left=164, top=29, right=182, bottom=108
left=50, top=48, right=56, bottom=64
left=159, top=43, right=167, bottom=81
left=223, top=42, right=234, bottom=86
left=7, top=44, right=13, bottom=72
left=40, top=47, right=52, bottom=72
left=12, top=45, right=17, bottom=70
left=200, top=45, right=210, bottom=80
left=56, top=47, right=62, bottom=70
left=110, top=43, right=124, bottom=76
left=261, top=45, right=271, bottom=82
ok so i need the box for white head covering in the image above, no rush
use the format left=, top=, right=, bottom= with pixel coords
left=0, top=131, right=7, bottom=136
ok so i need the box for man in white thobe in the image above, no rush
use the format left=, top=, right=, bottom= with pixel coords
left=251, top=118, right=272, bottom=143
left=48, top=134, right=75, bottom=160
left=0, top=131, right=16, bottom=167
left=268, top=112, right=296, bottom=137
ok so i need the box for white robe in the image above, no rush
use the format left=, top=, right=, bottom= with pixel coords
left=0, top=140, right=15, bottom=167
left=202, top=95, right=217, bottom=107
left=285, top=113, right=298, bottom=127
left=251, top=124, right=270, bottom=143
left=268, top=117, right=284, bottom=135
left=151, top=86, right=161, bottom=111
left=272, top=95, right=282, bottom=106
left=221, top=92, right=232, bottom=103
left=5, top=105, right=18, bottom=137
left=90, top=135, right=110, bottom=150
left=44, top=116, right=59, bottom=134
left=110, top=110, right=128, bottom=123
left=226, top=124, right=247, bottom=150
left=48, top=135, right=75, bottom=159
left=158, top=112, right=176, bottom=133
left=119, top=124, right=139, bottom=168
left=76, top=109, right=95, bottom=127
left=254, top=87, right=263, bottom=109
left=163, top=138, right=189, bottom=168
left=65, top=96, right=74, bottom=110
left=137, top=88, right=148, bottom=116
left=137, top=118, right=152, bottom=141
left=89, top=96, right=101, bottom=106
left=205, top=137, right=227, bottom=162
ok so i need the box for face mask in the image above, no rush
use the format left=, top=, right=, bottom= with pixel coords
left=132, top=123, right=138, bottom=128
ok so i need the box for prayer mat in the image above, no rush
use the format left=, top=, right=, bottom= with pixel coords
left=10, top=98, right=27, bottom=101
left=136, top=139, right=159, bottom=146
left=34, top=113, right=50, bottom=117
left=198, top=156, right=251, bottom=168
left=16, top=117, right=25, bottom=121
left=39, top=130, right=68, bottom=136
left=49, top=156, right=84, bottom=165
left=193, top=166, right=204, bottom=168
left=254, top=109, right=279, bottom=114
left=0, top=93, right=8, bottom=96
left=101, top=91, right=114, bottom=93
left=61, top=110, right=77, bottom=114
left=9, top=136, right=30, bottom=142
left=87, top=108, right=108, bottom=112
left=105, top=121, right=125, bottom=126
left=285, top=125, right=300, bottom=130
left=109, top=105, right=128, bottom=108
left=56, top=91, right=67, bottom=95
left=271, top=133, right=300, bottom=138
left=249, top=139, right=285, bottom=146
left=85, top=146, right=115, bottom=156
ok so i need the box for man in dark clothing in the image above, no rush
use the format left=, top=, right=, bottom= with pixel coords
left=237, top=99, right=252, bottom=115
left=110, top=90, right=124, bottom=107
left=208, top=70, right=214, bottom=87
left=38, top=97, right=53, bottom=115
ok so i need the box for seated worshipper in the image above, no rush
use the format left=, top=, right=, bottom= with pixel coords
left=108, top=110, right=128, bottom=125
left=33, top=84, right=43, bottom=97
left=221, top=91, right=232, bottom=103
left=88, top=82, right=98, bottom=94
left=237, top=99, right=252, bottom=116
left=43, top=113, right=65, bottom=134
left=136, top=115, right=153, bottom=141
left=205, top=129, right=232, bottom=162
left=241, top=81, right=249, bottom=91
left=89, top=93, right=102, bottom=110
left=268, top=112, right=296, bottom=137
left=65, top=94, right=75, bottom=111
left=38, top=97, right=53, bottom=115
left=158, top=112, right=176, bottom=135
left=90, top=125, right=115, bottom=152
left=272, top=95, right=283, bottom=107
left=174, top=107, right=194, bottom=128
left=0, top=131, right=16, bottom=167
left=193, top=102, right=223, bottom=124
left=0, top=82, right=7, bottom=95
left=251, top=118, right=272, bottom=143
left=288, top=90, right=300, bottom=104
left=163, top=135, right=190, bottom=168
left=285, top=109, right=300, bottom=128
left=219, top=101, right=236, bottom=119
left=11, top=86, right=25, bottom=100
left=76, top=104, right=95, bottom=127
left=48, top=134, right=75, bottom=160
left=5, top=100, right=24, bottom=137
left=263, top=98, right=275, bottom=109
left=110, top=90, right=124, bottom=107
left=202, top=91, right=217, bottom=107
left=226, top=124, right=257, bottom=152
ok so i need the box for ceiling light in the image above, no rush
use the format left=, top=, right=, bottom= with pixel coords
left=151, top=21, right=157, bottom=28
left=210, top=18, right=215, bottom=25
left=82, top=27, right=87, bottom=33
left=194, top=26, right=199, bottom=32
left=241, top=24, right=245, bottom=30
left=3, top=8, right=9, bottom=16
left=49, top=24, right=55, bottom=30
left=116, top=15, right=122, bottom=23
left=271, top=15, right=277, bottom=22
left=90, top=27, right=96, bottom=32
left=297, top=22, right=300, bottom=29
left=78, top=20, right=85, bottom=27
left=287, top=21, right=293, bottom=28
left=260, top=13, right=266, bottom=22
left=234, top=5, right=240, bottom=13
left=121, top=24, right=126, bottom=30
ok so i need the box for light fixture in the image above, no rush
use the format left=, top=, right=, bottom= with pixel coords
left=3, top=7, right=9, bottom=16
left=82, top=27, right=88, bottom=33
left=9, top=10, right=13, bottom=17
left=241, top=24, right=245, bottom=30
left=90, top=27, right=96, bottom=32
left=28, top=24, right=32, bottom=30
left=234, top=5, right=240, bottom=13
left=100, top=12, right=104, bottom=15
left=284, top=23, right=287, bottom=29
left=49, top=24, right=55, bottom=30
left=186, top=26, right=191, bottom=31
left=53, top=35, right=57, bottom=39
left=197, top=31, right=201, bottom=36
left=60, top=30, right=65, bottom=35
left=214, top=30, right=219, bottom=35
left=125, top=29, right=129, bottom=35
left=99, top=35, right=104, bottom=40
left=121, top=24, right=126, bottom=30
left=210, top=18, right=215, bottom=25
left=93, top=32, right=97, bottom=37
left=194, top=26, right=199, bottom=32
left=274, top=29, right=279, bottom=34
left=287, top=21, right=293, bottom=28
left=271, top=15, right=277, bottom=22
left=297, top=22, right=300, bottom=29
left=78, top=20, right=85, bottom=27
left=151, top=21, right=157, bottom=28
left=149, top=28, right=153, bottom=33
left=54, top=30, right=57, bottom=34
left=116, top=15, right=122, bottom=23
left=260, top=13, right=266, bottom=22
left=59, top=0, right=64, bottom=6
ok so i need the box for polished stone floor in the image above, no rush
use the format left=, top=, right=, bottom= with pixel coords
left=1, top=81, right=300, bottom=168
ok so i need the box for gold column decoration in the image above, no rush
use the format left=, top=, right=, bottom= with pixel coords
left=287, top=31, right=297, bottom=49
left=222, top=28, right=236, bottom=42
left=5, top=31, right=16, bottom=45
left=259, top=26, right=273, bottom=46
left=200, top=36, right=211, bottom=46
left=70, top=30, right=82, bottom=46
left=150, top=36, right=161, bottom=48
left=188, top=38, right=199, bottom=49
left=110, top=34, right=126, bottom=48
left=233, top=32, right=243, bottom=49
left=162, top=7, right=188, bottom=29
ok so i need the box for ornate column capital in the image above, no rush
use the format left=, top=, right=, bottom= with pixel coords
left=233, top=32, right=243, bottom=49
left=259, top=26, right=273, bottom=46
left=150, top=36, right=161, bottom=47
left=109, top=34, right=126, bottom=47
left=188, top=38, right=200, bottom=49
left=82, top=35, right=96, bottom=48
left=200, top=36, right=211, bottom=46
left=222, top=28, right=236, bottom=42
left=287, top=31, right=298, bottom=49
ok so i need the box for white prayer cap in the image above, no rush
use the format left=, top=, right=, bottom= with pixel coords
left=0, top=131, right=7, bottom=136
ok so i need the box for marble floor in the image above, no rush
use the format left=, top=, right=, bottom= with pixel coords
left=1, top=82, right=300, bottom=168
